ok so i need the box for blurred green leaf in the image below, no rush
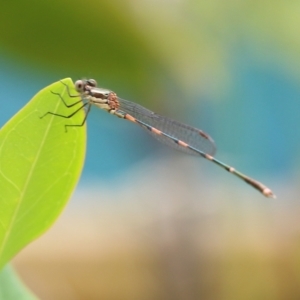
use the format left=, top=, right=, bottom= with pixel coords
left=0, top=78, right=86, bottom=269
left=0, top=1, right=163, bottom=95
left=0, top=265, right=37, bottom=299
left=1, top=1, right=299, bottom=87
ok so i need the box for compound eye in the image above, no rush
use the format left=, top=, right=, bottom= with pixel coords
left=74, top=80, right=85, bottom=92
left=87, top=79, right=97, bottom=87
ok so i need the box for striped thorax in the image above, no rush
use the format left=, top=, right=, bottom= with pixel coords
left=75, top=79, right=119, bottom=114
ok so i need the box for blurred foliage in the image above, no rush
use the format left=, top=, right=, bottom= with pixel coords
left=1, top=0, right=300, bottom=100
left=0, top=0, right=170, bottom=101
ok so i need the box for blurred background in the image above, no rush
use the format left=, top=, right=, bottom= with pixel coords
left=1, top=0, right=300, bottom=299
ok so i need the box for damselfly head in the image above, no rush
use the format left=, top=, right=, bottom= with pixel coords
left=75, top=79, right=98, bottom=93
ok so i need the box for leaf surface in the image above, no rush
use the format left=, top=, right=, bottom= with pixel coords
left=0, top=78, right=86, bottom=268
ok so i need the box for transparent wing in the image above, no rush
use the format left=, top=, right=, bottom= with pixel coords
left=117, top=97, right=216, bottom=156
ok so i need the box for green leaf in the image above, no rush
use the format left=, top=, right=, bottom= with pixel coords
left=0, top=265, right=37, bottom=299
left=0, top=78, right=86, bottom=269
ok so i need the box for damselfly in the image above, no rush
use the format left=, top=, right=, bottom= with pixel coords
left=41, top=79, right=276, bottom=198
